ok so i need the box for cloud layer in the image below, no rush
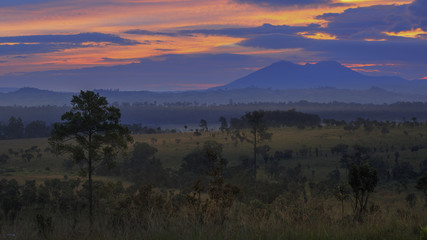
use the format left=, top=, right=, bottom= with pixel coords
left=233, top=0, right=334, bottom=7
left=1, top=0, right=426, bottom=90
left=0, top=54, right=276, bottom=91
left=0, top=33, right=139, bottom=56
left=0, top=0, right=57, bottom=7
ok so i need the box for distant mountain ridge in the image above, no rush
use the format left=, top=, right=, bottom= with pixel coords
left=218, top=60, right=410, bottom=90
left=1, top=86, right=427, bottom=106
left=1, top=60, right=427, bottom=106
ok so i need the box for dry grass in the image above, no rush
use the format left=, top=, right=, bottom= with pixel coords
left=1, top=125, right=427, bottom=239
left=1, top=195, right=425, bottom=240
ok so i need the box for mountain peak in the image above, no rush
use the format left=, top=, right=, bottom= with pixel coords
left=218, top=60, right=407, bottom=90
left=268, top=60, right=297, bottom=68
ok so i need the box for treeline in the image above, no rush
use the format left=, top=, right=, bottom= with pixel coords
left=2, top=101, right=427, bottom=125
left=3, top=112, right=427, bottom=140
left=0, top=109, right=323, bottom=140
left=0, top=116, right=174, bottom=140
left=228, top=109, right=321, bottom=129
left=0, top=117, right=51, bottom=139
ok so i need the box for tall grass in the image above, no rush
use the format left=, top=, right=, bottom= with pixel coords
left=1, top=194, right=425, bottom=240
left=1, top=125, right=427, bottom=239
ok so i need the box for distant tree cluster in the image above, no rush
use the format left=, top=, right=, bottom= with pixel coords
left=123, top=123, right=165, bottom=134
left=228, top=109, right=320, bottom=129
left=0, top=116, right=51, bottom=140
left=0, top=116, right=175, bottom=140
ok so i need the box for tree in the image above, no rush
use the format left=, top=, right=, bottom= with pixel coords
left=234, top=110, right=272, bottom=179
left=181, top=141, right=225, bottom=175
left=5, top=116, right=24, bottom=139
left=200, top=119, right=208, bottom=132
left=219, top=116, right=228, bottom=133
left=0, top=154, right=9, bottom=164
left=0, top=179, right=22, bottom=220
left=0, top=122, right=6, bottom=139
left=333, top=182, right=350, bottom=220
left=416, top=171, right=427, bottom=203
left=25, top=120, right=49, bottom=138
left=348, top=162, right=378, bottom=221
left=186, top=142, right=239, bottom=224
left=49, top=90, right=133, bottom=227
left=124, top=142, right=168, bottom=186
left=392, top=161, right=417, bottom=189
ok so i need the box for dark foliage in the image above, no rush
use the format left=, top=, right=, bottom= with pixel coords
left=122, top=142, right=169, bottom=186
left=348, top=162, right=378, bottom=221
left=229, top=109, right=320, bottom=129
left=49, top=90, right=133, bottom=226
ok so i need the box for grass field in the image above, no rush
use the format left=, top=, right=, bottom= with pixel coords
left=0, top=125, right=426, bottom=239
left=1, top=125, right=427, bottom=181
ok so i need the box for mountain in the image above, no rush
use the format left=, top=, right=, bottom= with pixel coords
left=218, top=60, right=410, bottom=90
left=1, top=60, right=427, bottom=106
left=0, top=54, right=274, bottom=92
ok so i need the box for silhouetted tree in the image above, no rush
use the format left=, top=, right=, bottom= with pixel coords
left=0, top=179, right=22, bottom=220
left=392, top=161, right=417, bottom=189
left=200, top=119, right=208, bottom=132
left=49, top=90, right=133, bottom=227
left=333, top=182, right=350, bottom=220
left=218, top=116, right=228, bottom=133
left=181, top=141, right=225, bottom=175
left=124, top=142, right=168, bottom=186
left=0, top=122, right=5, bottom=139
left=25, top=120, right=49, bottom=138
left=348, top=162, right=378, bottom=221
left=234, top=110, right=272, bottom=179
left=0, top=154, right=9, bottom=164
left=5, top=116, right=24, bottom=139
left=416, top=172, right=427, bottom=202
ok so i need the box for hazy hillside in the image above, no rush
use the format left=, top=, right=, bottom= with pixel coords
left=1, top=61, right=426, bottom=106
left=1, top=87, right=427, bottom=107
left=2, top=101, right=427, bottom=126
left=219, top=60, right=411, bottom=90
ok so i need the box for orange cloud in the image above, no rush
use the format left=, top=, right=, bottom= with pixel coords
left=0, top=33, right=246, bottom=75
left=364, top=38, right=386, bottom=41
left=352, top=68, right=380, bottom=73
left=383, top=28, right=427, bottom=38
left=297, top=32, right=337, bottom=40
left=343, top=63, right=377, bottom=68
left=0, top=0, right=415, bottom=77
left=338, top=0, right=410, bottom=4
left=343, top=63, right=400, bottom=68
left=235, top=49, right=298, bottom=55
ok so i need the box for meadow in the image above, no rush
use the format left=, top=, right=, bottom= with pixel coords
left=0, top=124, right=426, bottom=239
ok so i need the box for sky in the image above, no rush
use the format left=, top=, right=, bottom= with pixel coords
left=0, top=0, right=426, bottom=91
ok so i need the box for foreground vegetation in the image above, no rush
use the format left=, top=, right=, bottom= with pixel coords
left=1, top=124, right=426, bottom=239
left=0, top=92, right=426, bottom=239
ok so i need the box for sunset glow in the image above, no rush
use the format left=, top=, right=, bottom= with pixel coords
left=383, top=28, right=427, bottom=38
left=0, top=0, right=425, bottom=90
left=298, top=32, right=337, bottom=40
left=364, top=38, right=387, bottom=41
